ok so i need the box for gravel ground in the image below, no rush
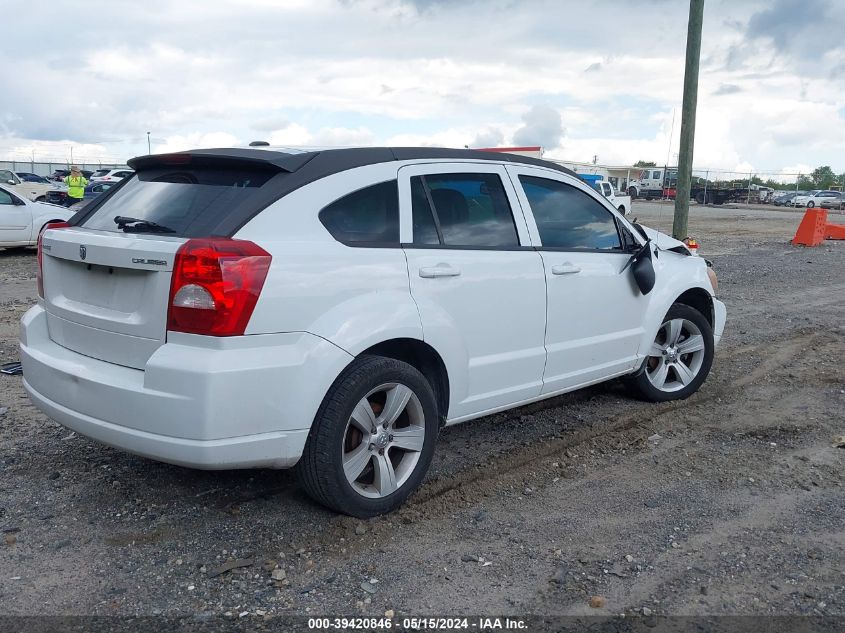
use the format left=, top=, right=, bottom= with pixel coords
left=0, top=202, right=843, bottom=623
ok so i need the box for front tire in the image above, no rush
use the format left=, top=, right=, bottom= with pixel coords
left=297, top=355, right=439, bottom=517
left=807, top=200, right=815, bottom=208
left=627, top=304, right=714, bottom=402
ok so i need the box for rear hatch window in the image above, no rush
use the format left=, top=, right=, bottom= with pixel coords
left=78, top=167, right=273, bottom=237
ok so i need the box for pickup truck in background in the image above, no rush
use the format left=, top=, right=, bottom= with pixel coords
left=579, top=174, right=632, bottom=215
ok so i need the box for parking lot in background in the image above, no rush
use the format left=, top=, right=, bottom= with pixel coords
left=0, top=200, right=842, bottom=617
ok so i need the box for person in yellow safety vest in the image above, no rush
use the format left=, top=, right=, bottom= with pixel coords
left=63, top=165, right=88, bottom=207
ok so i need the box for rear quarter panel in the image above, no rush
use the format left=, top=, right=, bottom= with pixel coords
left=235, top=163, right=424, bottom=354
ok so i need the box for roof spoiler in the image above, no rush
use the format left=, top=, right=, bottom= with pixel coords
left=127, top=148, right=317, bottom=173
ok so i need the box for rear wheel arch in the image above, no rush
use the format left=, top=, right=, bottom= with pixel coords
left=359, top=338, right=450, bottom=425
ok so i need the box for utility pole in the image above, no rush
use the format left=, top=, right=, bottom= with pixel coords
left=672, top=0, right=704, bottom=240
left=147, top=131, right=151, bottom=155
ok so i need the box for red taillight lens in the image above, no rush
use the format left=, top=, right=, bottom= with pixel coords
left=36, top=222, right=71, bottom=298
left=167, top=238, right=272, bottom=336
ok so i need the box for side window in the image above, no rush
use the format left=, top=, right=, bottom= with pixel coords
left=318, top=180, right=399, bottom=245
left=519, top=176, right=622, bottom=250
left=0, top=170, right=15, bottom=183
left=652, top=170, right=661, bottom=180
left=0, top=189, right=14, bottom=205
left=410, top=173, right=519, bottom=247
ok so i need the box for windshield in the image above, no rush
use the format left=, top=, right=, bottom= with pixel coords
left=78, top=167, right=274, bottom=236
left=92, top=169, right=111, bottom=177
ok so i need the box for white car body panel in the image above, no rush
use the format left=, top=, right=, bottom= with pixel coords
left=505, top=165, right=648, bottom=391
left=0, top=169, right=54, bottom=202
left=397, top=162, right=547, bottom=419
left=239, top=162, right=424, bottom=353
left=20, top=150, right=727, bottom=470
left=0, top=184, right=72, bottom=246
left=21, top=305, right=351, bottom=468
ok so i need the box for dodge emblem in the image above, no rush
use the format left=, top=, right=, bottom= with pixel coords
left=79, top=245, right=87, bottom=260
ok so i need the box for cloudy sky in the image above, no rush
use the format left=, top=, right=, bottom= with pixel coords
left=3, top=0, right=844, bottom=179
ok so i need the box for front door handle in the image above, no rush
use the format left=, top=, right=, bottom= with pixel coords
left=419, top=265, right=461, bottom=278
left=551, top=262, right=581, bottom=275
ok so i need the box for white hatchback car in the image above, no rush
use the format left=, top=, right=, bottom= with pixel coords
left=804, top=190, right=840, bottom=209
left=20, top=147, right=726, bottom=517
left=0, top=184, right=72, bottom=248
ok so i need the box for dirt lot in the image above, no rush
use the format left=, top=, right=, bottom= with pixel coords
left=0, top=202, right=843, bottom=623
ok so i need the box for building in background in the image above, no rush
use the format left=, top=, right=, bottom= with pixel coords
left=475, top=146, right=639, bottom=193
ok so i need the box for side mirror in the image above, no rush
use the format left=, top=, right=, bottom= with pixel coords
left=631, top=248, right=656, bottom=295
left=6, top=179, right=15, bottom=185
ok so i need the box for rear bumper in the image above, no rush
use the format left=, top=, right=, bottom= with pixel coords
left=20, top=305, right=353, bottom=470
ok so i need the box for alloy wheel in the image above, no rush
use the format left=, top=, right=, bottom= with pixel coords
left=645, top=318, right=707, bottom=393
left=341, top=383, right=426, bottom=499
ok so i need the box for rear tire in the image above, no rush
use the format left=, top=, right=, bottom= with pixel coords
left=297, top=355, right=439, bottom=517
left=627, top=304, right=714, bottom=403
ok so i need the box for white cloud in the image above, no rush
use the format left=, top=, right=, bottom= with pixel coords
left=2, top=0, right=845, bottom=173
left=153, top=132, right=240, bottom=154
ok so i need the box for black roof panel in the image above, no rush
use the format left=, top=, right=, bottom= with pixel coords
left=116, top=147, right=579, bottom=236
left=128, top=146, right=577, bottom=178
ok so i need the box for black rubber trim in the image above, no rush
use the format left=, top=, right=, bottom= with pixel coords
left=401, top=243, right=533, bottom=252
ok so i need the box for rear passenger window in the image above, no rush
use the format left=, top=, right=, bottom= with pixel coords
left=519, top=176, right=621, bottom=250
left=319, top=180, right=399, bottom=245
left=410, top=173, right=519, bottom=247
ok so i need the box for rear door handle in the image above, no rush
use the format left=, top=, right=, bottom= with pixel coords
left=419, top=265, right=461, bottom=278
left=551, top=262, right=581, bottom=275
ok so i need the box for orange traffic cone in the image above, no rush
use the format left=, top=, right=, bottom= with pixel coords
left=792, top=209, right=829, bottom=246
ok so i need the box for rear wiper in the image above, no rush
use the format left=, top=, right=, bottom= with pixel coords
left=113, top=216, right=175, bottom=233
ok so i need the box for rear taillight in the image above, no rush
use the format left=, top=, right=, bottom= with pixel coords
left=36, top=222, right=70, bottom=298
left=167, top=238, right=272, bottom=336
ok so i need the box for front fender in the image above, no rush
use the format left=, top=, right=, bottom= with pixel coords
left=638, top=252, right=716, bottom=356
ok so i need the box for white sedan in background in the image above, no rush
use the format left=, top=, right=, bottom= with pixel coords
left=818, top=192, right=845, bottom=210
left=0, top=168, right=57, bottom=202
left=792, top=190, right=821, bottom=207
left=0, top=184, right=72, bottom=248
left=805, top=190, right=841, bottom=209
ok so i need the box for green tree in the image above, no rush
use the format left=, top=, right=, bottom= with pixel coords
left=633, top=160, right=656, bottom=167
left=811, top=166, right=836, bottom=188
left=796, top=174, right=814, bottom=190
